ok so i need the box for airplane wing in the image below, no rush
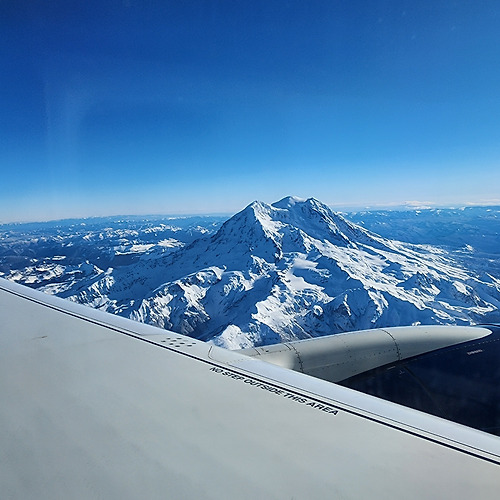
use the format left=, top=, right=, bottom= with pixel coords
left=1, top=277, right=499, bottom=499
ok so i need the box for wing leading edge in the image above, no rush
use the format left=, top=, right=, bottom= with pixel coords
left=1, top=278, right=499, bottom=499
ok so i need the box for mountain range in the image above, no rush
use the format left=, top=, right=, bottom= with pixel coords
left=4, top=196, right=497, bottom=349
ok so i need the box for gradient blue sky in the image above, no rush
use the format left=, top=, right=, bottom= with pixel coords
left=2, top=1, right=500, bottom=222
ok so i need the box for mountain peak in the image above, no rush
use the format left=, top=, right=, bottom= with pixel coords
left=271, top=196, right=330, bottom=212
left=208, top=196, right=379, bottom=263
left=272, top=196, right=308, bottom=209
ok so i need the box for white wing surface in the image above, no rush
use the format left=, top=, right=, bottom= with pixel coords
left=1, top=278, right=499, bottom=499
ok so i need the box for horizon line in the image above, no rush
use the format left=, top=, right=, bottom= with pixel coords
left=2, top=201, right=500, bottom=226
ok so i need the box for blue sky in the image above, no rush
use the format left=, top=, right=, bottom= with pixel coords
left=1, top=1, right=500, bottom=222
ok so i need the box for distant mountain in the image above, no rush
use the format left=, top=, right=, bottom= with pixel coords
left=0, top=215, right=225, bottom=294
left=344, top=206, right=500, bottom=254
left=10, top=196, right=494, bottom=349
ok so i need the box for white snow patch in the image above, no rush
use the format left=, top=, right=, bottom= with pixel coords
left=453, top=281, right=468, bottom=295
left=157, top=238, right=184, bottom=248
left=213, top=324, right=253, bottom=349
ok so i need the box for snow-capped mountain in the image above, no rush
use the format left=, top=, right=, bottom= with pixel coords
left=27, top=196, right=499, bottom=349
left=0, top=214, right=224, bottom=292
